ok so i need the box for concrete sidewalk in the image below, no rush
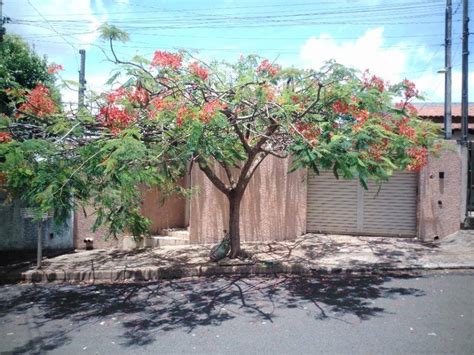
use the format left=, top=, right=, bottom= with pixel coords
left=1, top=231, right=474, bottom=283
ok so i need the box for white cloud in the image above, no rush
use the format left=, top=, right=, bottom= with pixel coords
left=415, top=70, right=474, bottom=103
left=300, top=27, right=474, bottom=103
left=300, top=27, right=408, bottom=82
left=5, top=0, right=106, bottom=60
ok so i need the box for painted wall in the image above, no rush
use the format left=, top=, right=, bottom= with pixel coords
left=73, top=181, right=188, bottom=249
left=418, top=141, right=465, bottom=240
left=189, top=156, right=307, bottom=244
left=0, top=194, right=73, bottom=251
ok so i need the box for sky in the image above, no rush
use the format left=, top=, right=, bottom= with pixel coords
left=4, top=0, right=473, bottom=105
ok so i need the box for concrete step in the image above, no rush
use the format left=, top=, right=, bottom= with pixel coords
left=152, top=235, right=189, bottom=247
left=161, top=228, right=190, bottom=239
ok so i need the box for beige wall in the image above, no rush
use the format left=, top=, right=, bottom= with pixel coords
left=74, top=181, right=188, bottom=249
left=74, top=206, right=121, bottom=249
left=418, top=141, right=465, bottom=241
left=140, top=178, right=188, bottom=234
left=189, top=157, right=307, bottom=244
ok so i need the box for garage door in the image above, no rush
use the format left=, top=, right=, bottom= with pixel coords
left=307, top=170, right=418, bottom=237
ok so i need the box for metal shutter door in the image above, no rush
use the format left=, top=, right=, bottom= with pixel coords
left=306, top=170, right=417, bottom=237
left=306, top=170, right=359, bottom=234
left=363, top=171, right=417, bottom=237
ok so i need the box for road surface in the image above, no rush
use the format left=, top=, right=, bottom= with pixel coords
left=0, top=270, right=473, bottom=354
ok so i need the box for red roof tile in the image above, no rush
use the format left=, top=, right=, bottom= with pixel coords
left=414, top=103, right=474, bottom=118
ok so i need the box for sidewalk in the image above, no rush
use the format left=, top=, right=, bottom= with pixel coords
left=1, top=231, right=474, bottom=283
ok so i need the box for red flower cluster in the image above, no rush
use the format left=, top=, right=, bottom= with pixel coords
left=256, top=59, right=280, bottom=77
left=148, top=96, right=176, bottom=119
left=150, top=97, right=175, bottom=111
left=200, top=100, right=227, bottom=123
left=97, top=106, right=135, bottom=131
left=294, top=122, right=321, bottom=144
left=0, top=132, right=12, bottom=143
left=367, top=143, right=385, bottom=162
left=354, top=109, right=369, bottom=123
left=399, top=122, right=416, bottom=139
left=332, top=100, right=351, bottom=114
left=47, top=63, right=64, bottom=75
left=406, top=146, right=428, bottom=171
left=189, top=62, right=209, bottom=80
left=176, top=106, right=195, bottom=127
left=262, top=84, right=276, bottom=101
left=151, top=51, right=182, bottom=69
left=402, top=79, right=418, bottom=99
left=18, top=84, right=57, bottom=118
left=128, top=87, right=149, bottom=106
left=332, top=99, right=369, bottom=130
left=362, top=72, right=385, bottom=92
left=395, top=101, right=418, bottom=117
left=352, top=109, right=370, bottom=132
left=106, top=87, right=126, bottom=104
left=97, top=87, right=136, bottom=130
left=291, top=95, right=300, bottom=103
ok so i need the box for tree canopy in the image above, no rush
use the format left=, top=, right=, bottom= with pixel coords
left=0, top=27, right=440, bottom=257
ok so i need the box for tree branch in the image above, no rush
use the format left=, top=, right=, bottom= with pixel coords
left=297, top=82, right=323, bottom=119
left=214, top=156, right=236, bottom=188
left=197, top=157, right=231, bottom=196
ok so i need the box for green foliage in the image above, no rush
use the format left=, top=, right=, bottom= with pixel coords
left=0, top=34, right=59, bottom=115
left=99, top=23, right=130, bottom=43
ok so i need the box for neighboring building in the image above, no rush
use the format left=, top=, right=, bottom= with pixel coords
left=0, top=192, right=74, bottom=252
left=75, top=104, right=472, bottom=248
left=414, top=103, right=474, bottom=140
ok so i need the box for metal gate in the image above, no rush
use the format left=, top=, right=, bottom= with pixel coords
left=307, top=170, right=418, bottom=237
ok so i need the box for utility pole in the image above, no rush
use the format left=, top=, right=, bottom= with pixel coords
left=0, top=0, right=5, bottom=42
left=78, top=49, right=86, bottom=109
left=444, top=0, right=453, bottom=139
left=461, top=0, right=470, bottom=143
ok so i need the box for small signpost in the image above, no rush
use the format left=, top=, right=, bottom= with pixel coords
left=20, top=208, right=53, bottom=269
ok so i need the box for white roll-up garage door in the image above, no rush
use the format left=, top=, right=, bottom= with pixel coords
left=306, top=170, right=418, bottom=237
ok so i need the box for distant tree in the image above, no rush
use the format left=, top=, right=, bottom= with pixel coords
left=0, top=34, right=60, bottom=115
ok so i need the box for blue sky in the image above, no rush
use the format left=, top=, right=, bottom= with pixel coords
left=4, top=0, right=473, bottom=104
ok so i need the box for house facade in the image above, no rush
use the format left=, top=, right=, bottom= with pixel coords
left=74, top=104, right=472, bottom=248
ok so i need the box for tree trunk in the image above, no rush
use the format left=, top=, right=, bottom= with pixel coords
left=228, top=192, right=243, bottom=258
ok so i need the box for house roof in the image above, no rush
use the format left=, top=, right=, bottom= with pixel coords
left=414, top=103, right=474, bottom=118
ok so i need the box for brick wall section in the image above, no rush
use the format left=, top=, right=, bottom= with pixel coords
left=74, top=206, right=120, bottom=249
left=418, top=141, right=465, bottom=241
left=74, top=180, right=187, bottom=249
left=189, top=156, right=307, bottom=244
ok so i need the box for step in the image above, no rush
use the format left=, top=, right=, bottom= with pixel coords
left=152, top=235, right=190, bottom=247
left=161, top=228, right=190, bottom=239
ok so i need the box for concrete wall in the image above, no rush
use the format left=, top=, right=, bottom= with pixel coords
left=74, top=181, right=188, bottom=249
left=189, top=156, right=307, bottom=244
left=418, top=141, right=465, bottom=241
left=0, top=195, right=73, bottom=251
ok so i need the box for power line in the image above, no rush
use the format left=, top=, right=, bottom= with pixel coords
left=16, top=0, right=446, bottom=18
left=27, top=38, right=448, bottom=54
left=25, top=0, right=79, bottom=67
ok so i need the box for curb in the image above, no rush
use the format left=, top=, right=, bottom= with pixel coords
left=2, top=262, right=474, bottom=284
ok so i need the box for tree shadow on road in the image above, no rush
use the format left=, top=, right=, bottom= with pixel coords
left=0, top=272, right=425, bottom=352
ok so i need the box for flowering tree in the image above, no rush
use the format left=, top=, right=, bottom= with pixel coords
left=0, top=26, right=439, bottom=258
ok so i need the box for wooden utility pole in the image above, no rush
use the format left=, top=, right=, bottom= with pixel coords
left=78, top=49, right=86, bottom=109
left=0, top=0, right=5, bottom=42
left=445, top=0, right=453, bottom=139
left=461, top=0, right=470, bottom=143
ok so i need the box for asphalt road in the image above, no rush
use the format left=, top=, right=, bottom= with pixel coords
left=0, top=270, right=473, bottom=354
